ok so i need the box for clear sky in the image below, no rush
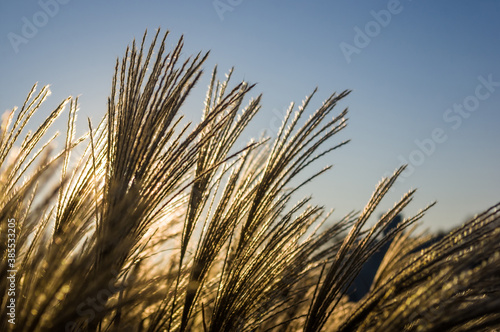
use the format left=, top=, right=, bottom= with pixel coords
left=1, top=0, right=499, bottom=232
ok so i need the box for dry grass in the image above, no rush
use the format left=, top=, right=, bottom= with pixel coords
left=1, top=29, right=499, bottom=332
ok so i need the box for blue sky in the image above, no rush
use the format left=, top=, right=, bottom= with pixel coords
left=1, top=0, right=499, bottom=231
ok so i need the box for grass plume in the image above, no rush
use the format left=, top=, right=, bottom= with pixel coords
left=1, top=29, right=499, bottom=331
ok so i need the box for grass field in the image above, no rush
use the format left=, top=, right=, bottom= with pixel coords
left=1, top=29, right=499, bottom=332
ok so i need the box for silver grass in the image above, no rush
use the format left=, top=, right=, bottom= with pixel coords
left=1, top=29, right=499, bottom=332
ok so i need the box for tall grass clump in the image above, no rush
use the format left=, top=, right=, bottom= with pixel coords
left=1, top=29, right=500, bottom=331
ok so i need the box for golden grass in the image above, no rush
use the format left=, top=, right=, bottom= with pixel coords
left=1, top=29, right=499, bottom=332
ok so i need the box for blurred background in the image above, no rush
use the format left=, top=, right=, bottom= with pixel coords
left=1, top=0, right=499, bottom=232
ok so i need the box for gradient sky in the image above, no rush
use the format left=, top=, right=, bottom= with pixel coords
left=1, top=0, right=499, bottom=232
